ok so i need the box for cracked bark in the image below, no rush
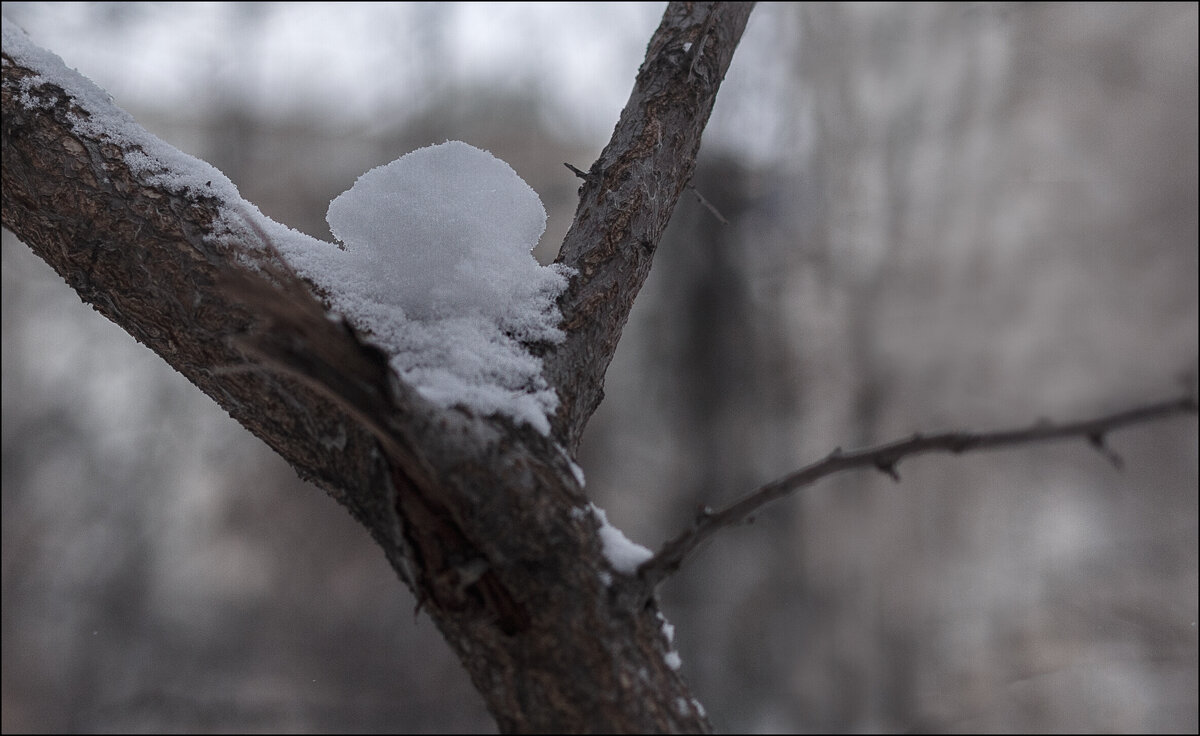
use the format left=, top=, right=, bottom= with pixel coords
left=2, top=3, right=753, bottom=732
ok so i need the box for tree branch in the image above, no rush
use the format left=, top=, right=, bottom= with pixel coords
left=2, top=5, right=759, bottom=731
left=639, top=395, right=1199, bottom=588
left=545, top=2, right=755, bottom=453
left=1, top=17, right=434, bottom=523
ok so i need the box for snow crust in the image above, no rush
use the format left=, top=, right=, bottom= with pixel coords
left=5, top=19, right=572, bottom=434
left=591, top=503, right=654, bottom=576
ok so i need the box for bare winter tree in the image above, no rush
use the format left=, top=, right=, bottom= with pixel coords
left=2, top=3, right=1195, bottom=732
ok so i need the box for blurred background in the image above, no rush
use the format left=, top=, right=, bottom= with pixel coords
left=2, top=2, right=1197, bottom=732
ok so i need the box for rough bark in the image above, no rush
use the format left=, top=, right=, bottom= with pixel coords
left=546, top=2, right=756, bottom=452
left=2, top=3, right=752, bottom=733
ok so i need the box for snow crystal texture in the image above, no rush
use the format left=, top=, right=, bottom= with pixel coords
left=281, top=141, right=571, bottom=434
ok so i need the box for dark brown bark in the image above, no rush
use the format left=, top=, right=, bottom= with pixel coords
left=2, top=3, right=753, bottom=732
left=546, top=2, right=756, bottom=452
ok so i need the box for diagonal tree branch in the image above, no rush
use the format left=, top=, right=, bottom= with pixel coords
left=1, top=17, right=436, bottom=523
left=639, top=395, right=1199, bottom=588
left=545, top=2, right=755, bottom=452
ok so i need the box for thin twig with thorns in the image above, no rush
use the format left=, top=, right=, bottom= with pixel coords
left=637, top=395, right=1198, bottom=588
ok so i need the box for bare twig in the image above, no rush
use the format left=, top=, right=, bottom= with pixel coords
left=638, top=395, right=1199, bottom=588
left=564, top=162, right=590, bottom=181
left=689, top=183, right=729, bottom=224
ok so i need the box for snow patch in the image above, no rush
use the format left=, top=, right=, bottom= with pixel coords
left=1, top=19, right=327, bottom=273
left=659, top=611, right=682, bottom=671
left=558, top=446, right=586, bottom=488
left=659, top=613, right=675, bottom=646
left=591, top=503, right=653, bottom=576
left=568, top=460, right=586, bottom=487
left=278, top=141, right=572, bottom=433
left=3, top=18, right=242, bottom=205
left=4, top=21, right=571, bottom=434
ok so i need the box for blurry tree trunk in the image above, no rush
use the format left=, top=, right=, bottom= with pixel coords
left=1, top=3, right=753, bottom=732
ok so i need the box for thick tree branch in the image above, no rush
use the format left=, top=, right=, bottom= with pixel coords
left=1, top=19, right=433, bottom=525
left=545, top=2, right=755, bottom=453
left=639, top=396, right=1199, bottom=588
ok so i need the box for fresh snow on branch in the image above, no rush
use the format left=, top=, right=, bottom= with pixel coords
left=589, top=503, right=654, bottom=576
left=280, top=141, right=573, bottom=434
left=3, top=17, right=240, bottom=205
left=4, top=18, right=572, bottom=433
left=2, top=18, right=325, bottom=269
